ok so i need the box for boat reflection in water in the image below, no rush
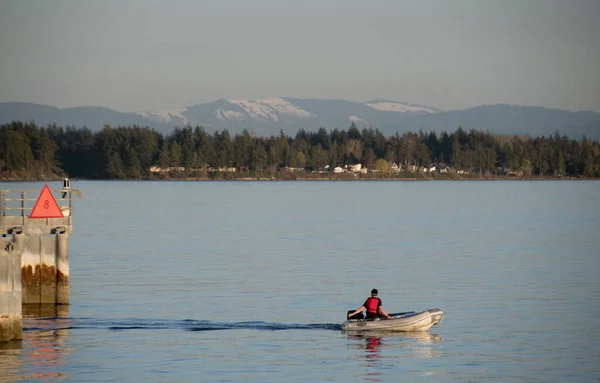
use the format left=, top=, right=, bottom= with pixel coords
left=0, top=305, right=72, bottom=383
left=345, top=330, right=443, bottom=381
left=345, top=330, right=443, bottom=355
left=0, top=338, right=22, bottom=383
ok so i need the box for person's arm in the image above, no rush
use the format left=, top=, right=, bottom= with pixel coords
left=348, top=305, right=365, bottom=318
left=378, top=306, right=392, bottom=319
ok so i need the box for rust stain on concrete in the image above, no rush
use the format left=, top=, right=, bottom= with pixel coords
left=21, top=264, right=65, bottom=284
left=40, top=264, right=57, bottom=285
left=21, top=265, right=37, bottom=285
left=57, top=270, right=70, bottom=286
left=21, top=263, right=70, bottom=304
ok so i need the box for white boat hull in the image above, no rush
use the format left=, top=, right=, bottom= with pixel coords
left=341, top=308, right=444, bottom=332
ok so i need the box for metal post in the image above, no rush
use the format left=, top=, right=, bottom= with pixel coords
left=0, top=190, right=4, bottom=227
left=20, top=191, right=26, bottom=219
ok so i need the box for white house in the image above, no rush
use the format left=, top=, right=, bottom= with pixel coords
left=149, top=166, right=186, bottom=173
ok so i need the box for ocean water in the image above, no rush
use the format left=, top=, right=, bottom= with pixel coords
left=1, top=180, right=599, bottom=382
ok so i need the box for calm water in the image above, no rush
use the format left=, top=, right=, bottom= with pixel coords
left=1, top=180, right=599, bottom=382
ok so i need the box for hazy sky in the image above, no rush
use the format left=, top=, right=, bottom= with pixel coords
left=1, top=0, right=599, bottom=112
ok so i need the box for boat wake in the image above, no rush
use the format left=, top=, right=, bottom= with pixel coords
left=23, top=317, right=342, bottom=332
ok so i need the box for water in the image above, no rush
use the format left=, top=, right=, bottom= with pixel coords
left=1, top=180, right=599, bottom=382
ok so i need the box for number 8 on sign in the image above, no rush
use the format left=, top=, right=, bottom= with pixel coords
left=29, top=184, right=64, bottom=218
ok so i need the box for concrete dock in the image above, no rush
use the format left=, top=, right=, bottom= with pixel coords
left=0, top=181, right=80, bottom=342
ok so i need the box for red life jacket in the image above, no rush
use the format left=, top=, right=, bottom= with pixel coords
left=365, top=297, right=380, bottom=314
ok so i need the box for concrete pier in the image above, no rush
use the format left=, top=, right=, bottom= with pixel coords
left=19, top=229, right=73, bottom=304
left=0, top=183, right=80, bottom=342
left=0, top=241, right=22, bottom=342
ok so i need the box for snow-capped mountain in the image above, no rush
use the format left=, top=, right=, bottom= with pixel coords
left=223, top=98, right=316, bottom=121
left=136, top=98, right=317, bottom=126
left=2, top=99, right=599, bottom=139
left=138, top=97, right=436, bottom=124
left=137, top=108, right=190, bottom=126
left=134, top=97, right=439, bottom=135
left=365, top=99, right=438, bottom=113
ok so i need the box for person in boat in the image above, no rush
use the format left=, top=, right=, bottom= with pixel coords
left=348, top=289, right=392, bottom=319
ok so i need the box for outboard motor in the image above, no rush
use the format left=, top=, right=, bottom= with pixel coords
left=347, top=310, right=364, bottom=320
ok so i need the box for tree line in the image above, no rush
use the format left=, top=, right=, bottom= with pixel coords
left=1, top=121, right=598, bottom=179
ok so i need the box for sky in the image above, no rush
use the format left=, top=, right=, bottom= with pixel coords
left=1, top=0, right=599, bottom=113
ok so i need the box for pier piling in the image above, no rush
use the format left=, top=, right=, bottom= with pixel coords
left=0, top=244, right=22, bottom=342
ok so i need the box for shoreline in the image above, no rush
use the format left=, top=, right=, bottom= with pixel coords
left=1, top=174, right=595, bottom=182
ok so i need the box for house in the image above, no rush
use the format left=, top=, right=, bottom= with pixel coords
left=427, top=162, right=451, bottom=173
left=390, top=162, right=400, bottom=172
left=207, top=166, right=236, bottom=172
left=333, top=166, right=344, bottom=173
left=439, top=165, right=450, bottom=173
left=281, top=166, right=304, bottom=172
left=149, top=166, right=186, bottom=173
left=348, top=164, right=362, bottom=172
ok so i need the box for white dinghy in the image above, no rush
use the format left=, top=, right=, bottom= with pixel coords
left=341, top=308, right=444, bottom=332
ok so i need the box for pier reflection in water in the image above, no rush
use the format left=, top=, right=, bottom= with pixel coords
left=345, top=331, right=443, bottom=382
left=0, top=305, right=72, bottom=383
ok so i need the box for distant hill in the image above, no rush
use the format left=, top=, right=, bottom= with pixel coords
left=1, top=99, right=599, bottom=140
left=0, top=102, right=162, bottom=130
left=395, top=104, right=600, bottom=139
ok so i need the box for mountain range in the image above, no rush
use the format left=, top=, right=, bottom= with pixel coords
left=1, top=98, right=599, bottom=140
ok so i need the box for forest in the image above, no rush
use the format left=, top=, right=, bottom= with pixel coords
left=1, top=121, right=599, bottom=180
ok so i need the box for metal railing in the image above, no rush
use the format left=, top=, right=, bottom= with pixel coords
left=0, top=188, right=82, bottom=232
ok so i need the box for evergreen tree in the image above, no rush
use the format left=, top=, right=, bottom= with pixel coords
left=1, top=122, right=598, bottom=179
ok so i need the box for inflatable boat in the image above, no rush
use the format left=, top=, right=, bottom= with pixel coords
left=341, top=308, right=444, bottom=332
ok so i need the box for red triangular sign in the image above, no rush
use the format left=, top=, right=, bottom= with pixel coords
left=29, top=184, right=64, bottom=218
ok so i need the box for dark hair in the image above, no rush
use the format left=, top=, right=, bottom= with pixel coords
left=371, top=288, right=378, bottom=295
